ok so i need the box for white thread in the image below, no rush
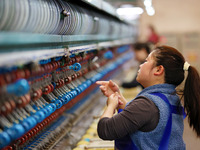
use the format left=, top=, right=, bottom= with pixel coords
left=183, top=61, right=190, bottom=71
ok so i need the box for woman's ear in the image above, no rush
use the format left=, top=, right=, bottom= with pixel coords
left=154, top=65, right=164, bottom=76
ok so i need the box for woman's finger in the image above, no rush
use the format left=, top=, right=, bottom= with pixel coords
left=108, top=93, right=115, bottom=99
left=100, top=88, right=106, bottom=93
left=96, top=81, right=109, bottom=85
left=99, top=85, right=106, bottom=90
left=109, top=80, right=116, bottom=87
left=115, top=92, right=121, bottom=99
left=100, top=87, right=106, bottom=93
left=109, top=80, right=120, bottom=92
left=104, top=92, right=109, bottom=97
left=118, top=100, right=124, bottom=105
left=111, top=93, right=119, bottom=100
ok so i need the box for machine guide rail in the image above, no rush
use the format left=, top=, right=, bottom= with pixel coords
left=0, top=46, right=133, bottom=149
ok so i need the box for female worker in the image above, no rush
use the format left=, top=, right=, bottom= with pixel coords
left=96, top=45, right=200, bottom=150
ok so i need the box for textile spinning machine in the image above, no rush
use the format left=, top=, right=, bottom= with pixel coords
left=0, top=0, right=136, bottom=149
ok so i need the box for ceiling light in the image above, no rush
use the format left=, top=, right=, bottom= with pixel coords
left=144, top=0, right=152, bottom=7
left=146, top=6, right=155, bottom=16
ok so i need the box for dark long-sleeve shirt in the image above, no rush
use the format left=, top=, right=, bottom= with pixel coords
left=97, top=96, right=159, bottom=140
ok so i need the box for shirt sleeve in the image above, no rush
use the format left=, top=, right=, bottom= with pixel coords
left=97, top=97, right=159, bottom=140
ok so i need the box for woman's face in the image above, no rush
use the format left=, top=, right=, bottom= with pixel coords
left=136, top=52, right=156, bottom=87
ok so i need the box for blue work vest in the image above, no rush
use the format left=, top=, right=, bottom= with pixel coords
left=115, top=84, right=186, bottom=150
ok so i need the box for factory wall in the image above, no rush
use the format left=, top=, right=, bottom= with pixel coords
left=139, top=0, right=200, bottom=38
left=139, top=0, right=200, bottom=72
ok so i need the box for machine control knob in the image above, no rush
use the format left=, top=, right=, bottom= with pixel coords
left=6, top=79, right=30, bottom=96
left=55, top=100, right=63, bottom=109
left=69, top=63, right=81, bottom=71
left=32, top=110, right=45, bottom=123
left=6, top=124, right=25, bottom=141
left=0, top=131, right=11, bottom=149
left=104, top=51, right=113, bottom=59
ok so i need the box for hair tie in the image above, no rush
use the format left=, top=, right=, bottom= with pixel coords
left=183, top=62, right=190, bottom=71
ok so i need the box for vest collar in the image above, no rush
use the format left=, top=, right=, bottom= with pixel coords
left=137, top=84, right=176, bottom=97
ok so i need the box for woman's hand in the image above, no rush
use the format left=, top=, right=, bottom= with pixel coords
left=96, top=80, right=120, bottom=97
left=100, top=92, right=122, bottom=119
left=96, top=80, right=127, bottom=110
left=107, top=92, right=122, bottom=109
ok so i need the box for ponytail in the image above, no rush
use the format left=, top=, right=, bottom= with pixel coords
left=184, top=66, right=200, bottom=137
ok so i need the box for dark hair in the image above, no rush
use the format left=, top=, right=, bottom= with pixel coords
left=133, top=42, right=151, bottom=54
left=152, top=45, right=200, bottom=137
